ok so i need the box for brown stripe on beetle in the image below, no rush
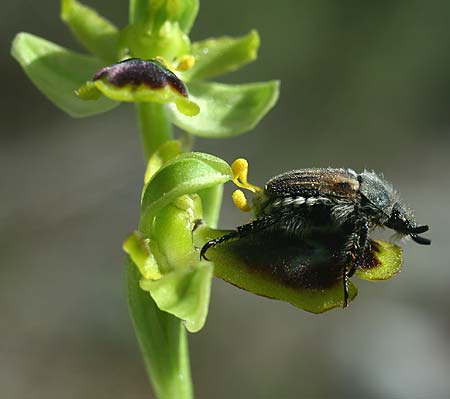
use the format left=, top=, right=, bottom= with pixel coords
left=265, top=168, right=360, bottom=199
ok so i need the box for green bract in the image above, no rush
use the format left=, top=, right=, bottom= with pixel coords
left=11, top=0, right=279, bottom=135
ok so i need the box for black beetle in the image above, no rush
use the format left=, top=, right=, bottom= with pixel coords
left=201, top=167, right=430, bottom=307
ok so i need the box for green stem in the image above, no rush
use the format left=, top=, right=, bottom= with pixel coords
left=127, top=101, right=193, bottom=398
left=126, top=260, right=192, bottom=399
left=137, top=103, right=173, bottom=159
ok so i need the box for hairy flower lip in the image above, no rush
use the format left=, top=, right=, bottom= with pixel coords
left=92, top=58, right=189, bottom=97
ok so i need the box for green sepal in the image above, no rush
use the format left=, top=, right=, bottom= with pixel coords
left=140, top=152, right=232, bottom=235
left=169, top=80, right=280, bottom=137
left=77, top=78, right=199, bottom=116
left=11, top=33, right=119, bottom=117
left=140, top=261, right=213, bottom=333
left=123, top=231, right=162, bottom=280
left=193, top=226, right=358, bottom=314
left=356, top=240, right=403, bottom=281
left=182, top=30, right=260, bottom=82
left=61, top=0, right=119, bottom=63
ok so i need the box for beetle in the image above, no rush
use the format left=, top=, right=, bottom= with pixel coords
left=201, top=167, right=430, bottom=307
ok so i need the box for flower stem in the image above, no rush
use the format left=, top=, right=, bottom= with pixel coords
left=126, top=260, right=192, bottom=399
left=127, top=101, right=193, bottom=399
left=137, top=102, right=173, bottom=159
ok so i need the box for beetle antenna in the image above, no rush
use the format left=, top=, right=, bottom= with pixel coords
left=410, top=234, right=431, bottom=245
left=408, top=225, right=429, bottom=234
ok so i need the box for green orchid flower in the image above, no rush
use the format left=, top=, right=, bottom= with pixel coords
left=124, top=146, right=233, bottom=332
left=11, top=0, right=279, bottom=140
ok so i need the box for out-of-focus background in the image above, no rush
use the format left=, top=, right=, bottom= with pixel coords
left=2, top=1, right=450, bottom=398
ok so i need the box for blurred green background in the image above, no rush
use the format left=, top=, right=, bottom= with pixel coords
left=2, top=1, right=450, bottom=398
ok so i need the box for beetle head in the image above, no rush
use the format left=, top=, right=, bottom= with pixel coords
left=359, top=171, right=430, bottom=245
left=385, top=202, right=430, bottom=245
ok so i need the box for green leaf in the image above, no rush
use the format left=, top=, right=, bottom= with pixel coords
left=193, top=226, right=358, bottom=314
left=11, top=33, right=119, bottom=117
left=126, top=259, right=193, bottom=399
left=356, top=240, right=403, bottom=281
left=140, top=261, right=213, bottom=333
left=61, top=0, right=119, bottom=63
left=168, top=80, right=280, bottom=137
left=182, top=30, right=260, bottom=81
left=140, top=152, right=232, bottom=233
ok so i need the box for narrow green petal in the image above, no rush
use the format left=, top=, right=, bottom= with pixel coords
left=11, top=33, right=118, bottom=117
left=61, top=0, right=119, bottom=63
left=193, top=226, right=358, bottom=314
left=182, top=30, right=260, bottom=81
left=140, top=152, right=232, bottom=234
left=356, top=240, right=403, bottom=281
left=140, top=261, right=213, bottom=333
left=169, top=80, right=280, bottom=137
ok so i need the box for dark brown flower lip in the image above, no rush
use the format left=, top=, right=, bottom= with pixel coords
left=93, top=58, right=188, bottom=97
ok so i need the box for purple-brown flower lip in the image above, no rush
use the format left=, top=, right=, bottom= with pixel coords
left=93, top=58, right=188, bottom=97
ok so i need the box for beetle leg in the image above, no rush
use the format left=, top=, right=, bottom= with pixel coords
left=342, top=268, right=349, bottom=308
left=348, top=217, right=369, bottom=277
left=200, top=231, right=237, bottom=260
left=342, top=215, right=369, bottom=307
left=200, top=216, right=275, bottom=260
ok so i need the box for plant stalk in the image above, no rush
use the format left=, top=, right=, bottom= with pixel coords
left=127, top=102, right=193, bottom=399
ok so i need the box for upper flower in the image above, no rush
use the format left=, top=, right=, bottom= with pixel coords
left=12, top=0, right=279, bottom=138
